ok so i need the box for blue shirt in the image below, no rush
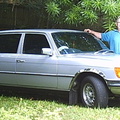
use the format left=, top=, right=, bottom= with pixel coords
left=101, top=30, right=120, bottom=54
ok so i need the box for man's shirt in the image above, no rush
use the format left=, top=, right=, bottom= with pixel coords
left=101, top=30, right=120, bottom=54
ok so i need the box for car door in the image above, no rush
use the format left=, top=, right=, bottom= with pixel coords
left=0, top=33, right=22, bottom=85
left=16, top=33, right=58, bottom=88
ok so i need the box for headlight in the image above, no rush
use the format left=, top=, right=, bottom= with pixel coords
left=114, top=67, right=120, bottom=78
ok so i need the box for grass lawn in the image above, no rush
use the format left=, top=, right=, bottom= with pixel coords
left=0, top=93, right=120, bottom=120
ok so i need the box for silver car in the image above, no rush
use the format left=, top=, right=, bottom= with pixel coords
left=0, top=29, right=120, bottom=108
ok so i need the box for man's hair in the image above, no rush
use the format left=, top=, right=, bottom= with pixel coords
left=116, top=16, right=120, bottom=22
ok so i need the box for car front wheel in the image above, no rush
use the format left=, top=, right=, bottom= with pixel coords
left=80, top=76, right=108, bottom=108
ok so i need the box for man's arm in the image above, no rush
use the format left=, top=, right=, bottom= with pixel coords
left=84, top=29, right=102, bottom=39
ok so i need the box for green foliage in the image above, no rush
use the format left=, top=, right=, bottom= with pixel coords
left=0, top=96, right=120, bottom=120
left=65, top=5, right=81, bottom=25
left=3, top=0, right=120, bottom=30
left=45, top=0, right=120, bottom=31
left=102, top=0, right=117, bottom=15
left=46, top=2, right=60, bottom=17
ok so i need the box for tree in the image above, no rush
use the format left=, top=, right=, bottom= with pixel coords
left=1, top=0, right=120, bottom=31
left=45, top=0, right=120, bottom=31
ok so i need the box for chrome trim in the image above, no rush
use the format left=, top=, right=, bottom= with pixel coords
left=107, top=81, right=120, bottom=87
left=16, top=72, right=74, bottom=78
left=107, top=81, right=120, bottom=94
left=16, top=60, right=25, bottom=63
left=0, top=71, right=15, bottom=74
left=79, top=68, right=105, bottom=78
left=69, top=68, right=105, bottom=90
left=0, top=71, right=74, bottom=78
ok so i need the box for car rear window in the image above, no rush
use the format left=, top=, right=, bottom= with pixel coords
left=0, top=34, right=21, bottom=53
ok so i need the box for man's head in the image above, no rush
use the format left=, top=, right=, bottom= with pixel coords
left=116, top=16, right=120, bottom=23
left=116, top=16, right=120, bottom=31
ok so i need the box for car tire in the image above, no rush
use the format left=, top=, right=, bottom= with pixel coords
left=80, top=76, right=108, bottom=108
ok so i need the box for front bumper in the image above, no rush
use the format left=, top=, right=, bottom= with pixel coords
left=107, top=81, right=120, bottom=95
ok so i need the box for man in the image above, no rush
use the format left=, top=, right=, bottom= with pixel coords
left=84, top=16, right=120, bottom=54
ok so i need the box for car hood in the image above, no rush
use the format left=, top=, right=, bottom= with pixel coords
left=64, top=52, right=120, bottom=58
left=62, top=52, right=120, bottom=67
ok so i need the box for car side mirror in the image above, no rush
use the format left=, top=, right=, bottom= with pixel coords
left=42, top=48, right=53, bottom=56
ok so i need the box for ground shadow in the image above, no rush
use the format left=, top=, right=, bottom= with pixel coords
left=0, top=86, right=120, bottom=108
left=0, top=86, right=69, bottom=105
left=108, top=98, right=120, bottom=107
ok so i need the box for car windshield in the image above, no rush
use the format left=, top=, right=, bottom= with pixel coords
left=52, top=32, right=109, bottom=54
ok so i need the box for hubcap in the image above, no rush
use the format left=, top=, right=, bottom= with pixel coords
left=83, top=83, right=95, bottom=107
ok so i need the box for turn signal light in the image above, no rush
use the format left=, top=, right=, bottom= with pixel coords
left=115, top=67, right=120, bottom=78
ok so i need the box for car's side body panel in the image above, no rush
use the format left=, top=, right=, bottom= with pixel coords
left=16, top=54, right=58, bottom=88
left=0, top=29, right=120, bottom=100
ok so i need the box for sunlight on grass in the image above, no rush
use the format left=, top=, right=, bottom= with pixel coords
left=0, top=96, right=120, bottom=120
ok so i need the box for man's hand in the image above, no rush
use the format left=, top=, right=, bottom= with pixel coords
left=84, top=29, right=92, bottom=34
left=84, top=29, right=102, bottom=39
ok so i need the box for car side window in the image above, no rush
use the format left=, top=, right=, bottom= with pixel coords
left=23, top=34, right=50, bottom=54
left=0, top=34, right=21, bottom=53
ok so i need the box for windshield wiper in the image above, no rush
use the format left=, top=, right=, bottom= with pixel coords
left=94, top=49, right=114, bottom=54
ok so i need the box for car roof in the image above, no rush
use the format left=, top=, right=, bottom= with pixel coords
left=0, top=29, right=82, bottom=34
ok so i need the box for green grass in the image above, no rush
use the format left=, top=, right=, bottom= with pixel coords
left=0, top=95, right=120, bottom=120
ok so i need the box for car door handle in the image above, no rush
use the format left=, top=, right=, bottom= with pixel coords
left=16, top=60, right=25, bottom=63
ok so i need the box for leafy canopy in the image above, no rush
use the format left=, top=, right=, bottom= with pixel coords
left=6, top=0, right=120, bottom=31
left=45, top=0, right=120, bottom=31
